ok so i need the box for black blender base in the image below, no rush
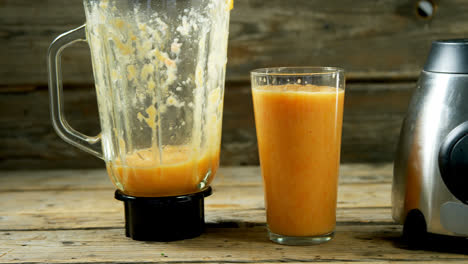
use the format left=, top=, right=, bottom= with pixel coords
left=115, top=187, right=212, bottom=242
left=403, top=209, right=468, bottom=253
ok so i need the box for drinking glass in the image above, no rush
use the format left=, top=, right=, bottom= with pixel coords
left=251, top=67, right=345, bottom=245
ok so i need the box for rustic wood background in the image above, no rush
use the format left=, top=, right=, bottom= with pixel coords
left=1, top=0, right=468, bottom=169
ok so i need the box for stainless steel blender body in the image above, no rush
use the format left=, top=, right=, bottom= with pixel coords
left=393, top=39, right=468, bottom=238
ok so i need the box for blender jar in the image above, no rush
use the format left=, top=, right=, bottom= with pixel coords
left=48, top=0, right=231, bottom=197
left=48, top=0, right=232, bottom=241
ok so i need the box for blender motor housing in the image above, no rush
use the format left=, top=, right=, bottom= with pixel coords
left=393, top=39, right=468, bottom=242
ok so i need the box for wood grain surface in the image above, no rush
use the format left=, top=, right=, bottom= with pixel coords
left=2, top=0, right=468, bottom=168
left=1, top=0, right=468, bottom=84
left=0, top=82, right=412, bottom=169
left=0, top=164, right=393, bottom=230
left=1, top=165, right=467, bottom=263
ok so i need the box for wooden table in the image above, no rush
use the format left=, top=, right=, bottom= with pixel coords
left=1, top=164, right=467, bottom=263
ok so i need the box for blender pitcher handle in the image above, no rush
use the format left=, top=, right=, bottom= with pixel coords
left=47, top=24, right=103, bottom=159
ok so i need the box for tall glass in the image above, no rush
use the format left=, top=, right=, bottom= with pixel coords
left=251, top=67, right=345, bottom=245
left=48, top=0, right=231, bottom=197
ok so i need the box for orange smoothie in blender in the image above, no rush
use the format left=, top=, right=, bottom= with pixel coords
left=107, top=146, right=219, bottom=197
left=252, top=84, right=345, bottom=237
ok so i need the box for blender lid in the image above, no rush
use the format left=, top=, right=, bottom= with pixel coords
left=424, top=39, right=468, bottom=74
left=115, top=187, right=212, bottom=241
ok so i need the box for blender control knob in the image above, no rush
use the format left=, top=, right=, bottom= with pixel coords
left=439, top=121, right=468, bottom=204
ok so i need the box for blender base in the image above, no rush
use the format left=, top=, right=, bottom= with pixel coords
left=115, top=187, right=212, bottom=241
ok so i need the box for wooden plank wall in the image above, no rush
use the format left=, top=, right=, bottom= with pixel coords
left=1, top=0, right=468, bottom=169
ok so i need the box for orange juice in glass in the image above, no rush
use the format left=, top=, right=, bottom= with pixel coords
left=251, top=67, right=345, bottom=245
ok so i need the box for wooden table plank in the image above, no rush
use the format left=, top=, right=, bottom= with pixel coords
left=1, top=226, right=467, bottom=263
left=0, top=184, right=390, bottom=214
left=0, top=164, right=392, bottom=191
left=0, top=165, right=392, bottom=230
left=0, top=207, right=393, bottom=232
left=1, top=165, right=466, bottom=263
left=0, top=164, right=392, bottom=230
